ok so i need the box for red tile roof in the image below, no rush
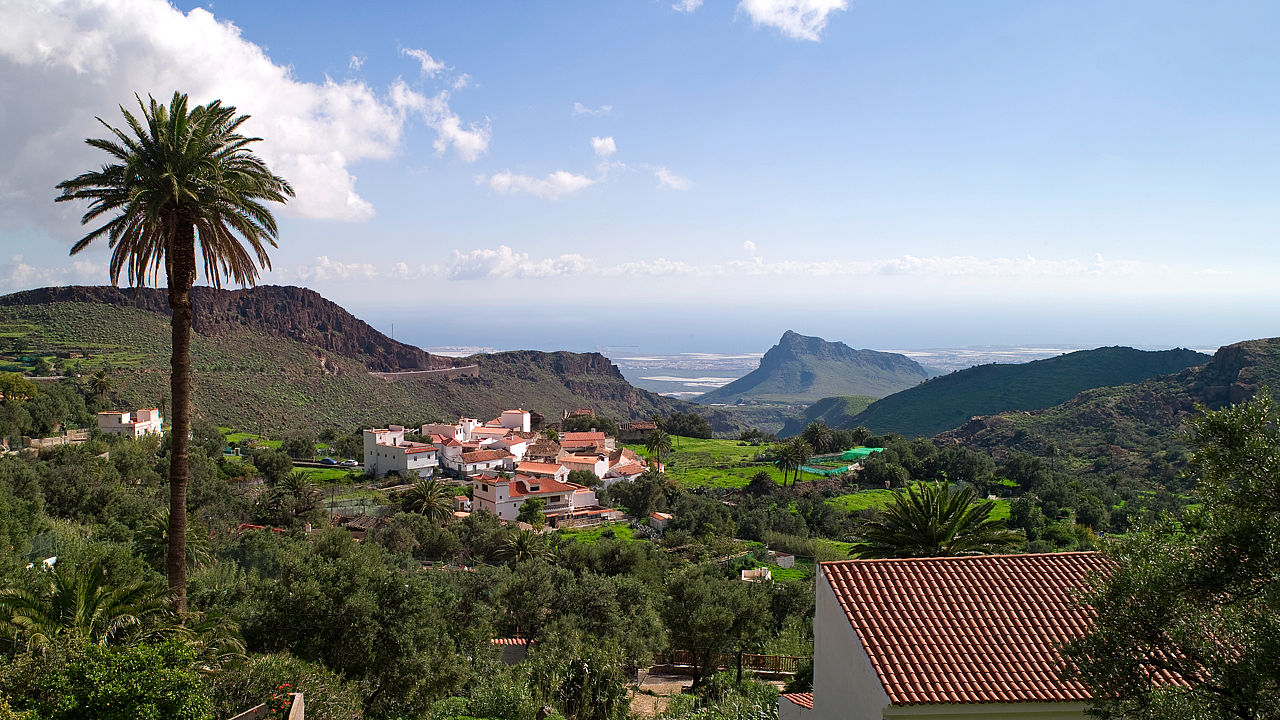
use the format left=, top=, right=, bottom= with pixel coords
left=561, top=431, right=606, bottom=443
left=821, top=552, right=1112, bottom=706
left=780, top=693, right=813, bottom=710
left=508, top=477, right=582, bottom=497
left=516, top=461, right=565, bottom=476
left=461, top=449, right=511, bottom=464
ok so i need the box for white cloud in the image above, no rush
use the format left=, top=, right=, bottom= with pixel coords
left=443, top=246, right=591, bottom=280
left=453, top=73, right=472, bottom=90
left=674, top=0, right=704, bottom=12
left=349, top=54, right=364, bottom=70
left=654, top=167, right=692, bottom=190
left=743, top=240, right=757, bottom=255
left=738, top=0, right=849, bottom=41
left=0, top=0, right=491, bottom=224
left=572, top=102, right=613, bottom=117
left=402, top=48, right=446, bottom=77
left=285, top=256, right=379, bottom=282
left=481, top=170, right=595, bottom=200
left=591, top=136, right=617, bottom=159
left=390, top=80, right=491, bottom=162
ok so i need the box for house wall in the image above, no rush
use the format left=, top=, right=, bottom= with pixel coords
left=812, top=567, right=891, bottom=720
left=500, top=410, right=531, bottom=432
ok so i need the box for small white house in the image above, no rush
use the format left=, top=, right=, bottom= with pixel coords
left=558, top=454, right=609, bottom=479
left=97, top=409, right=163, bottom=438
left=471, top=474, right=597, bottom=521
left=781, top=552, right=1118, bottom=720
left=648, top=511, right=672, bottom=531
left=457, top=449, right=513, bottom=476
left=363, top=425, right=440, bottom=479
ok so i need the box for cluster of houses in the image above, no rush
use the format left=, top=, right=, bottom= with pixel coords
left=363, top=408, right=650, bottom=527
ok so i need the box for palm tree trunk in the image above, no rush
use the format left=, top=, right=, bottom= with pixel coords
left=166, top=222, right=196, bottom=615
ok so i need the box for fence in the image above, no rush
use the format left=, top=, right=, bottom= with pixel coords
left=654, top=650, right=807, bottom=675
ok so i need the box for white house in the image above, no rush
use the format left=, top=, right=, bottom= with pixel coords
left=363, top=425, right=440, bottom=479
left=558, top=454, right=609, bottom=479
left=514, top=461, right=569, bottom=482
left=457, top=449, right=513, bottom=476
left=781, top=552, right=1116, bottom=720
left=491, top=434, right=531, bottom=462
left=471, top=474, right=598, bottom=521
left=97, top=409, right=163, bottom=438
left=498, top=408, right=531, bottom=432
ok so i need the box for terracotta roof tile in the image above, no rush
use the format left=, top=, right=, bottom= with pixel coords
left=516, top=461, right=566, bottom=475
left=460, top=449, right=511, bottom=464
left=821, top=552, right=1112, bottom=706
left=780, top=693, right=813, bottom=710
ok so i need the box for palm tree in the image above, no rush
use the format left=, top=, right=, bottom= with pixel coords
left=645, top=429, right=673, bottom=470
left=401, top=478, right=456, bottom=524
left=89, top=369, right=112, bottom=400
left=56, top=92, right=293, bottom=613
left=787, top=437, right=813, bottom=487
left=774, top=438, right=812, bottom=486
left=849, top=481, right=1021, bottom=558
left=495, top=528, right=552, bottom=565
left=802, top=422, right=833, bottom=455
left=0, top=562, right=173, bottom=649
left=134, top=509, right=212, bottom=572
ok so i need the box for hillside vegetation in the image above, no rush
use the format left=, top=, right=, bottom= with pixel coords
left=838, top=346, right=1210, bottom=438
left=0, top=294, right=693, bottom=435
left=779, top=395, right=875, bottom=436
left=941, top=338, right=1280, bottom=482
left=696, top=330, right=929, bottom=404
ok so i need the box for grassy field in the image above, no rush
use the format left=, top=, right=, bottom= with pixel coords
left=624, top=437, right=805, bottom=489
left=295, top=467, right=358, bottom=483
left=558, top=523, right=636, bottom=543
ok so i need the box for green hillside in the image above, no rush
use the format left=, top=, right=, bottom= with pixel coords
left=696, top=330, right=929, bottom=404
left=779, top=395, right=875, bottom=436
left=837, top=346, right=1210, bottom=438
left=0, top=298, right=692, bottom=435
left=940, top=338, right=1280, bottom=481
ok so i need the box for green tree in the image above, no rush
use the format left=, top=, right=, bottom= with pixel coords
left=0, top=638, right=213, bottom=720
left=516, top=497, right=547, bottom=528
left=849, top=481, right=1020, bottom=558
left=0, top=561, right=173, bottom=649
left=56, top=92, right=293, bottom=613
left=663, top=565, right=772, bottom=689
left=205, top=652, right=365, bottom=720
left=1062, top=395, right=1280, bottom=720
left=280, top=432, right=315, bottom=460
left=400, top=479, right=456, bottom=524
left=567, top=468, right=602, bottom=488
left=645, top=428, right=674, bottom=469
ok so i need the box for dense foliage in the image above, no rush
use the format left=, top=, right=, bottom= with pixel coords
left=1063, top=395, right=1280, bottom=720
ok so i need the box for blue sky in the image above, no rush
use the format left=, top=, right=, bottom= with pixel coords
left=1, top=0, right=1277, bottom=353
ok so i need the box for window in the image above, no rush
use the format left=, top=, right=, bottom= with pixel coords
left=481, top=484, right=489, bottom=492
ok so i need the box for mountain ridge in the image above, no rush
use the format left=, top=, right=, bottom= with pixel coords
left=818, top=345, right=1211, bottom=438
left=695, top=330, right=930, bottom=404
left=0, top=285, right=718, bottom=434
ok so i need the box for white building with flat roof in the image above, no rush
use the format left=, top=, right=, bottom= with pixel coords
left=363, top=425, right=440, bottom=479
left=97, top=409, right=163, bottom=438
